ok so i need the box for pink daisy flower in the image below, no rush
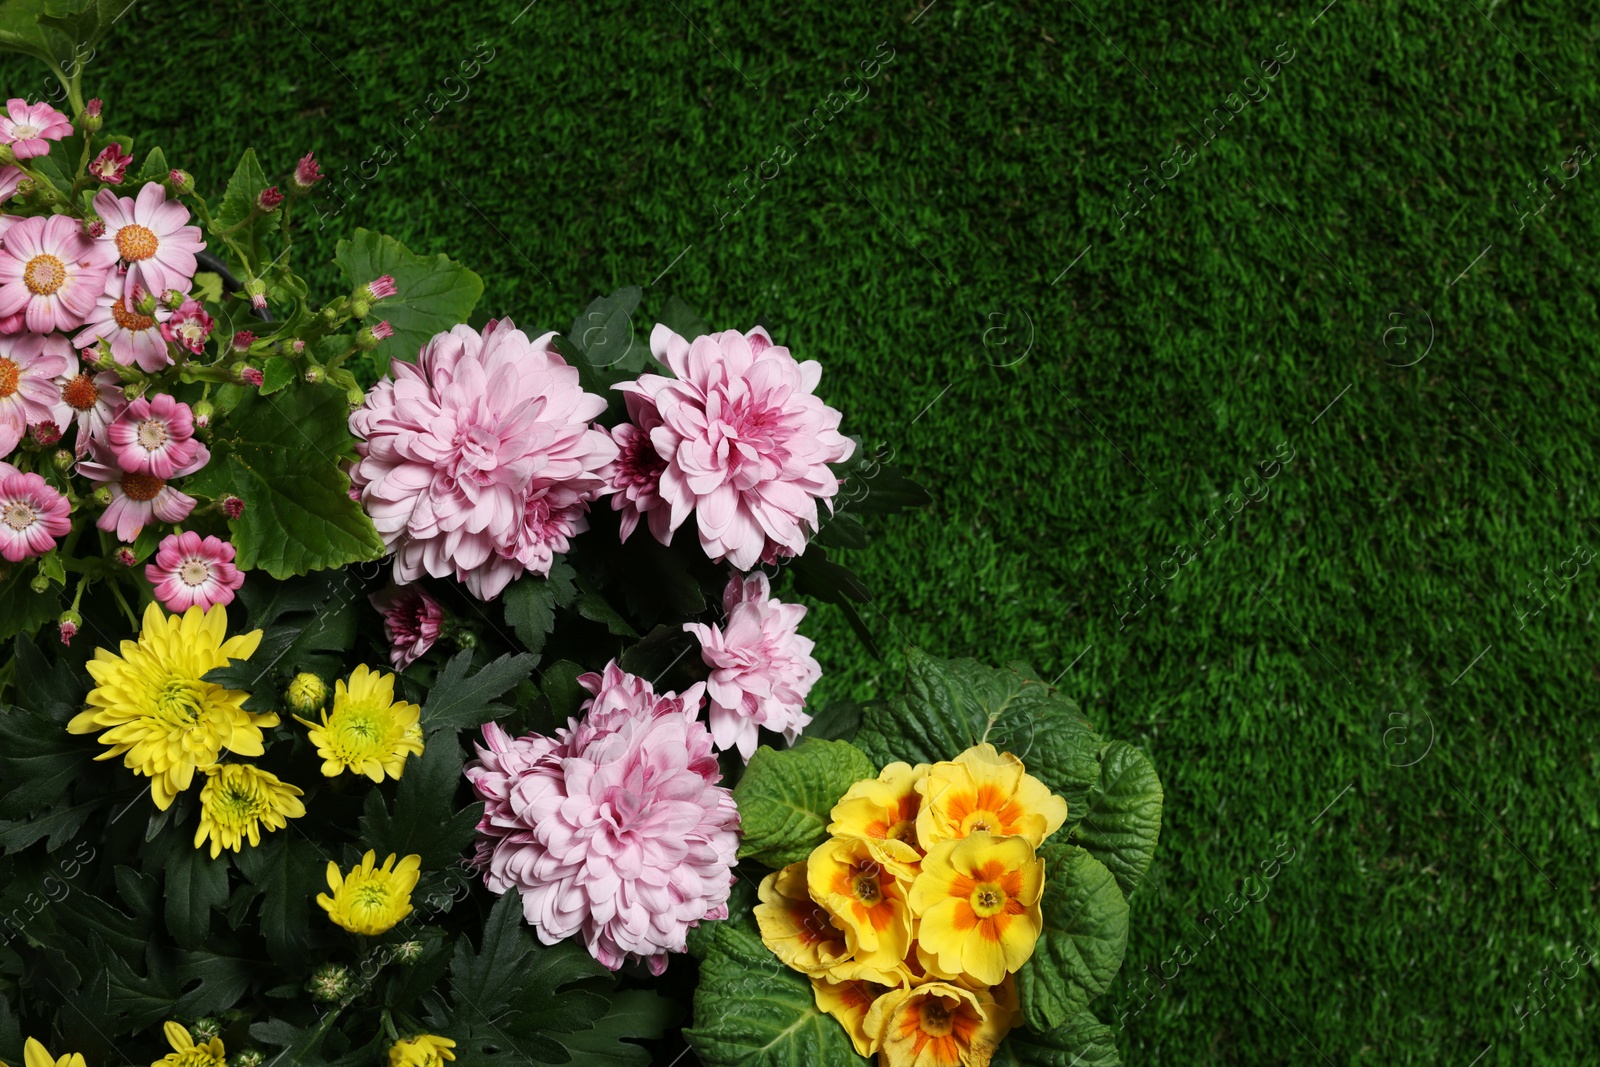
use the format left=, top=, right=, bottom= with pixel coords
left=88, top=143, right=133, bottom=184
left=74, top=272, right=172, bottom=371
left=0, top=332, right=75, bottom=458
left=0, top=214, right=116, bottom=334
left=58, top=369, right=125, bottom=458
left=349, top=319, right=618, bottom=600
left=92, top=182, right=205, bottom=307
left=0, top=462, right=71, bottom=561
left=159, top=297, right=212, bottom=356
left=145, top=531, right=245, bottom=612
left=683, top=570, right=821, bottom=761
left=78, top=443, right=208, bottom=541
left=0, top=99, right=72, bottom=160
left=618, top=324, right=855, bottom=570
left=599, top=392, right=672, bottom=544
left=106, top=393, right=201, bottom=478
left=369, top=587, right=445, bottom=670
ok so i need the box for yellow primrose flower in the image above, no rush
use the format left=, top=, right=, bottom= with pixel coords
left=811, top=974, right=894, bottom=1057
left=67, top=602, right=276, bottom=810
left=863, top=980, right=1008, bottom=1067
left=388, top=1033, right=457, bottom=1067
left=807, top=836, right=914, bottom=973
left=13, top=1037, right=86, bottom=1067
left=151, top=1021, right=226, bottom=1067
left=828, top=761, right=928, bottom=851
left=755, top=861, right=856, bottom=976
left=915, top=743, right=1067, bottom=850
left=193, top=762, right=307, bottom=858
left=909, top=832, right=1044, bottom=986
left=296, top=664, right=423, bottom=781
left=318, top=850, right=422, bottom=935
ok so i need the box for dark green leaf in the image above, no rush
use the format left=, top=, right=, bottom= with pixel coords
left=574, top=579, right=639, bottom=638
left=333, top=228, right=484, bottom=370
left=421, top=651, right=539, bottom=735
left=360, top=729, right=481, bottom=868
left=0, top=704, right=92, bottom=818
left=260, top=355, right=297, bottom=395
left=215, top=147, right=273, bottom=231
left=164, top=843, right=230, bottom=950
left=568, top=286, right=644, bottom=373
left=235, top=833, right=328, bottom=968
left=539, top=660, right=589, bottom=724
left=656, top=294, right=710, bottom=343
left=556, top=990, right=680, bottom=1066
left=1016, top=844, right=1130, bottom=1031
left=801, top=700, right=864, bottom=743
left=502, top=560, right=577, bottom=655
left=1071, top=742, right=1164, bottom=898
left=0, top=570, right=61, bottom=645
left=998, top=1010, right=1123, bottom=1066
left=733, top=739, right=876, bottom=869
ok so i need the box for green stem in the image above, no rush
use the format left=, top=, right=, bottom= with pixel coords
left=105, top=573, right=139, bottom=629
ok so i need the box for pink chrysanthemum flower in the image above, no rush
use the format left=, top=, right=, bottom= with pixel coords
left=78, top=443, right=208, bottom=541
left=368, top=587, right=445, bottom=670
left=349, top=319, right=619, bottom=600
left=75, top=272, right=172, bottom=371
left=618, top=324, right=855, bottom=570
left=58, top=368, right=125, bottom=458
left=0, top=214, right=116, bottom=334
left=88, top=143, right=133, bottom=184
left=683, top=570, right=821, bottom=761
left=92, top=182, right=205, bottom=307
left=0, top=461, right=71, bottom=561
left=145, top=531, right=245, bottom=612
left=159, top=297, right=212, bottom=356
left=0, top=332, right=75, bottom=457
left=0, top=99, right=72, bottom=159
left=106, top=393, right=201, bottom=478
left=464, top=662, right=738, bottom=976
left=599, top=392, right=672, bottom=545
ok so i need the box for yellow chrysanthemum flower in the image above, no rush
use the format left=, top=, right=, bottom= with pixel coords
left=811, top=974, right=894, bottom=1057
left=908, top=832, right=1044, bottom=986
left=318, top=850, right=422, bottom=935
left=915, top=743, right=1068, bottom=850
left=863, top=980, right=1008, bottom=1067
left=7, top=1036, right=87, bottom=1067
left=829, top=761, right=928, bottom=851
left=807, top=836, right=915, bottom=974
left=67, top=602, right=277, bottom=810
left=296, top=664, right=423, bottom=781
left=193, top=762, right=307, bottom=858
left=388, top=1034, right=457, bottom=1067
left=151, top=1021, right=226, bottom=1067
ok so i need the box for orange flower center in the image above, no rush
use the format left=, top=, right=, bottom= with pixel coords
left=116, top=223, right=159, bottom=261
left=62, top=373, right=99, bottom=411
left=110, top=299, right=155, bottom=331
left=2, top=500, right=37, bottom=531
left=0, top=357, right=17, bottom=399
left=121, top=472, right=164, bottom=501
left=23, top=254, right=66, bottom=295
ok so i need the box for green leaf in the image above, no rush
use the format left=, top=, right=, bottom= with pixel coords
left=684, top=908, right=864, bottom=1067
left=104, top=941, right=180, bottom=1031
left=854, top=651, right=1104, bottom=820
left=215, top=147, right=273, bottom=232
left=1071, top=742, right=1164, bottom=898
left=183, top=382, right=385, bottom=577
left=1015, top=844, right=1130, bottom=1031
left=998, top=1010, right=1123, bottom=1066
left=733, top=739, right=875, bottom=869
left=801, top=700, right=864, bottom=743
left=421, top=651, right=539, bottom=735
left=12, top=631, right=86, bottom=719
left=173, top=948, right=256, bottom=1017
left=567, top=286, right=644, bottom=373
left=250, top=1018, right=335, bottom=1066
left=539, top=660, right=588, bottom=723
left=502, top=560, right=577, bottom=654
left=0, top=705, right=91, bottom=818
left=574, top=579, right=639, bottom=638
left=333, top=228, right=483, bottom=370
left=234, top=833, right=327, bottom=968
left=136, top=146, right=168, bottom=183
left=0, top=799, right=97, bottom=851
left=191, top=270, right=225, bottom=305
left=36, top=0, right=121, bottom=56
left=360, top=729, right=481, bottom=868
left=0, top=570, right=61, bottom=644
left=556, top=990, right=680, bottom=1066
left=657, top=293, right=710, bottom=343
left=259, top=355, right=296, bottom=395
left=163, top=843, right=230, bottom=950
left=786, top=546, right=879, bottom=658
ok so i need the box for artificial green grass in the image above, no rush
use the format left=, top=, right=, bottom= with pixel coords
left=11, top=0, right=1600, bottom=1062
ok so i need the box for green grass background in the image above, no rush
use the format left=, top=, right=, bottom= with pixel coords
left=13, top=0, right=1600, bottom=1062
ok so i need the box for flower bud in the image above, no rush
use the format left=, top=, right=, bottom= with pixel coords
left=286, top=673, right=327, bottom=715
left=0, top=144, right=15, bottom=166
left=161, top=289, right=186, bottom=310
left=79, top=103, right=103, bottom=133
left=303, top=365, right=323, bottom=385
left=193, top=400, right=214, bottom=429
left=84, top=98, right=102, bottom=119
left=293, top=151, right=323, bottom=191
left=191, top=1019, right=222, bottom=1043
left=233, top=1051, right=266, bottom=1067
left=454, top=630, right=477, bottom=650
left=355, top=321, right=393, bottom=351
left=122, top=382, right=144, bottom=400
left=221, top=495, right=245, bottom=519
left=58, top=611, right=81, bottom=646
left=231, top=330, right=255, bottom=353
left=114, top=546, right=137, bottom=566
left=51, top=449, right=73, bottom=471
left=30, top=573, right=50, bottom=594
left=246, top=278, right=268, bottom=312
left=136, top=290, right=160, bottom=316
left=28, top=421, right=61, bottom=446
left=365, top=275, right=398, bottom=301
left=290, top=338, right=306, bottom=355
left=393, top=940, right=425, bottom=964
left=257, top=186, right=284, bottom=212
left=92, top=486, right=113, bottom=507
left=167, top=169, right=194, bottom=195
left=306, top=963, right=353, bottom=1003
left=236, top=366, right=264, bottom=387
left=83, top=217, right=105, bottom=239
left=349, top=297, right=371, bottom=321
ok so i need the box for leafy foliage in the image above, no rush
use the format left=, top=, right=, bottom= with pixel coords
left=333, top=228, right=484, bottom=371
left=1015, top=845, right=1130, bottom=1032
left=732, top=738, right=875, bottom=869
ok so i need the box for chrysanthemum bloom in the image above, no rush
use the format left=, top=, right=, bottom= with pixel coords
left=0, top=214, right=115, bottom=334
left=0, top=331, right=74, bottom=456
left=160, top=297, right=214, bottom=356
left=107, top=392, right=201, bottom=478
left=77, top=441, right=208, bottom=541
left=74, top=272, right=172, bottom=371
left=830, top=761, right=929, bottom=852
left=915, top=743, right=1068, bottom=850
left=92, top=182, right=204, bottom=306
left=755, top=861, right=856, bottom=977
left=152, top=1022, right=227, bottom=1067
left=11, top=1036, right=87, bottom=1067
left=683, top=569, right=821, bottom=760
left=317, top=850, right=422, bottom=935
left=349, top=319, right=618, bottom=599
left=295, top=664, right=424, bottom=781
left=806, top=835, right=915, bottom=974
left=464, top=665, right=739, bottom=975
left=66, top=603, right=277, bottom=809
left=388, top=1034, right=457, bottom=1067
left=908, top=832, right=1044, bottom=986
left=369, top=586, right=445, bottom=670
left=617, top=323, right=855, bottom=569
left=193, top=762, right=306, bottom=858
left=598, top=391, right=671, bottom=544
left=58, top=368, right=125, bottom=456
left=0, top=464, right=71, bottom=561
left=146, top=531, right=245, bottom=612
left=0, top=99, right=72, bottom=159
left=863, top=981, right=1009, bottom=1067
left=813, top=974, right=896, bottom=1058
left=88, top=143, right=132, bottom=184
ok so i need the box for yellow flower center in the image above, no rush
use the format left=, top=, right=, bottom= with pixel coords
left=110, top=299, right=155, bottom=331
left=23, top=253, right=66, bottom=295
left=919, top=997, right=956, bottom=1037
left=960, top=809, right=1002, bottom=835
left=353, top=881, right=395, bottom=910
left=0, top=356, right=18, bottom=398
left=969, top=880, right=1008, bottom=918
left=138, top=417, right=168, bottom=450
left=885, top=819, right=917, bottom=843
left=157, top=678, right=205, bottom=725
left=217, top=780, right=264, bottom=819
left=2, top=500, right=37, bottom=531
left=116, top=223, right=159, bottom=261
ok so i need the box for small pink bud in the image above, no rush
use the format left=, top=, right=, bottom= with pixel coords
left=293, top=151, right=323, bottom=190
left=239, top=366, right=264, bottom=387
left=162, top=289, right=186, bottom=310
left=290, top=339, right=306, bottom=354
left=231, top=330, right=255, bottom=353
left=304, top=366, right=323, bottom=384
left=251, top=292, right=267, bottom=311
left=371, top=320, right=394, bottom=340
left=28, top=421, right=61, bottom=445
left=222, top=495, right=246, bottom=519
left=85, top=99, right=102, bottom=118
left=168, top=169, right=194, bottom=194
left=58, top=613, right=79, bottom=646
left=257, top=186, right=284, bottom=211
left=193, top=400, right=214, bottom=429
left=114, top=547, right=137, bottom=567
left=83, top=217, right=105, bottom=239
left=366, top=275, right=398, bottom=300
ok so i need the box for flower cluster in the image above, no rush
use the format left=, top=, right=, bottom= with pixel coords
left=463, top=661, right=741, bottom=974
left=755, top=744, right=1069, bottom=1067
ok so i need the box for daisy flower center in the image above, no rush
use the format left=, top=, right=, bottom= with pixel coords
left=23, top=254, right=66, bottom=295
left=0, top=357, right=18, bottom=398
left=179, top=559, right=212, bottom=586
left=116, top=223, right=159, bottom=261
left=968, top=881, right=1007, bottom=918
left=156, top=678, right=205, bottom=725
left=11, top=122, right=39, bottom=139
left=110, top=300, right=155, bottom=331
left=62, top=373, right=100, bottom=411
left=2, top=500, right=38, bottom=531
left=137, top=417, right=169, bottom=450
left=121, top=471, right=165, bottom=501
left=176, top=321, right=207, bottom=346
